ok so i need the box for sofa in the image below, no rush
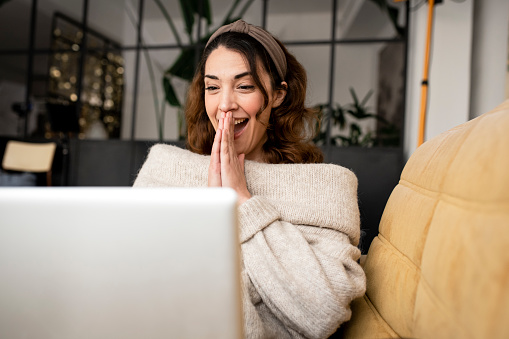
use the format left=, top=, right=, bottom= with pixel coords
left=338, top=100, right=509, bottom=338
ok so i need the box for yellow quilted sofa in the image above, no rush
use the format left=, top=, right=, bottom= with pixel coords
left=339, top=100, right=509, bottom=338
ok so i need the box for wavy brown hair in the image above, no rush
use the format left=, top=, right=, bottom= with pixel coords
left=185, top=31, right=323, bottom=164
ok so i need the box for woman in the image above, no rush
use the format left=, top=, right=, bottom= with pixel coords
left=134, top=20, right=366, bottom=339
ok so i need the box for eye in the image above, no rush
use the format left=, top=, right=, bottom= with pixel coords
left=238, top=85, right=255, bottom=91
left=205, top=85, right=219, bottom=92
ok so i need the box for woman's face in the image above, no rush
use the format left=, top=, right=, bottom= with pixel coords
left=204, top=46, right=286, bottom=162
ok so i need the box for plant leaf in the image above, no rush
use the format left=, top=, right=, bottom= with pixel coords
left=167, top=1, right=254, bottom=83
left=179, top=0, right=195, bottom=37
left=349, top=87, right=359, bottom=105
left=166, top=47, right=198, bottom=81
left=367, top=0, right=404, bottom=37
left=360, top=131, right=374, bottom=147
left=360, top=89, right=373, bottom=107
left=163, top=77, right=181, bottom=107
left=180, top=0, right=213, bottom=37
left=336, top=136, right=350, bottom=146
left=191, top=0, right=212, bottom=25
left=166, top=33, right=212, bottom=81
left=313, top=130, right=327, bottom=146
left=153, top=0, right=183, bottom=47
left=387, top=6, right=405, bottom=37
left=350, top=123, right=362, bottom=145
left=332, top=105, right=346, bottom=129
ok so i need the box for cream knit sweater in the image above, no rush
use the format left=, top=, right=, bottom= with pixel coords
left=133, top=144, right=366, bottom=339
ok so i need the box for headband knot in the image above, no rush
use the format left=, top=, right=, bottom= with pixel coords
left=205, top=20, right=287, bottom=79
left=230, top=20, right=250, bottom=34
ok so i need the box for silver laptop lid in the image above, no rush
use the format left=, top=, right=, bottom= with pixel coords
left=0, top=187, right=242, bottom=339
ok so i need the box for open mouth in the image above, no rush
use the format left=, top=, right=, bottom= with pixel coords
left=234, top=118, right=249, bottom=139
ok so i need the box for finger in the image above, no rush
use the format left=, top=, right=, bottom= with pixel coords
left=208, top=128, right=222, bottom=187
left=225, top=112, right=235, bottom=138
left=221, top=120, right=230, bottom=164
left=238, top=153, right=245, bottom=172
left=211, top=126, right=221, bottom=162
left=218, top=111, right=224, bottom=131
left=226, top=112, right=236, bottom=159
left=228, top=111, right=234, bottom=133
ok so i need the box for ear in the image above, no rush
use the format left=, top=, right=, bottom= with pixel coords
left=271, top=81, right=287, bottom=108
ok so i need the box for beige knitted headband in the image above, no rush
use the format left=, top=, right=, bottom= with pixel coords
left=205, top=20, right=287, bottom=79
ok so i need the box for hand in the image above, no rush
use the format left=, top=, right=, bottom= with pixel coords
left=208, top=112, right=251, bottom=205
left=221, top=112, right=251, bottom=204
left=208, top=112, right=224, bottom=188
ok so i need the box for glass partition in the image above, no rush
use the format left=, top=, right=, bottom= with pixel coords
left=0, top=0, right=407, bottom=147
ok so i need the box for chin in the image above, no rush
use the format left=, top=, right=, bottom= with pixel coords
left=233, top=145, right=247, bottom=156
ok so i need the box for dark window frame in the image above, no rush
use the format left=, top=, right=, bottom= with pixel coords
left=0, top=0, right=409, bottom=148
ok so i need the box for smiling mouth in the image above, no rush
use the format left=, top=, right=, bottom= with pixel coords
left=234, top=118, right=249, bottom=138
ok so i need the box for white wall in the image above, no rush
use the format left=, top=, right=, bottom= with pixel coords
left=469, top=0, right=509, bottom=119
left=404, top=0, right=509, bottom=159
left=404, top=0, right=474, bottom=159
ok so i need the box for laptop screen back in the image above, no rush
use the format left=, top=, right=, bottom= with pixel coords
left=0, top=187, right=242, bottom=339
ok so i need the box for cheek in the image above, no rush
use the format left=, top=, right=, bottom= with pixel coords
left=242, top=94, right=265, bottom=118
left=204, top=97, right=218, bottom=130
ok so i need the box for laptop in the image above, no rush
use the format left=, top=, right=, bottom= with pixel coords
left=0, top=187, right=242, bottom=339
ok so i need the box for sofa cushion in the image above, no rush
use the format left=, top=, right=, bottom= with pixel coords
left=340, top=100, right=509, bottom=338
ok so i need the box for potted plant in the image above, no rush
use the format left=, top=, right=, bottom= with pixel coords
left=314, top=87, right=400, bottom=148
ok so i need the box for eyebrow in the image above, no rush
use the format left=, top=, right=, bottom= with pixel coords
left=204, top=71, right=251, bottom=80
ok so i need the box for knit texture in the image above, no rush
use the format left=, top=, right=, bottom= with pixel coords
left=134, top=144, right=366, bottom=338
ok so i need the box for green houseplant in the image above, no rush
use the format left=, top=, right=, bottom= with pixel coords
left=314, top=87, right=400, bottom=147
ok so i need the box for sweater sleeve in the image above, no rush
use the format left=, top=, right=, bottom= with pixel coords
left=238, top=195, right=366, bottom=339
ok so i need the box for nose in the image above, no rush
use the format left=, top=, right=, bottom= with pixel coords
left=218, top=89, right=238, bottom=114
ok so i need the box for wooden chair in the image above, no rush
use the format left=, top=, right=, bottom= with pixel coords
left=2, top=140, right=57, bottom=186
